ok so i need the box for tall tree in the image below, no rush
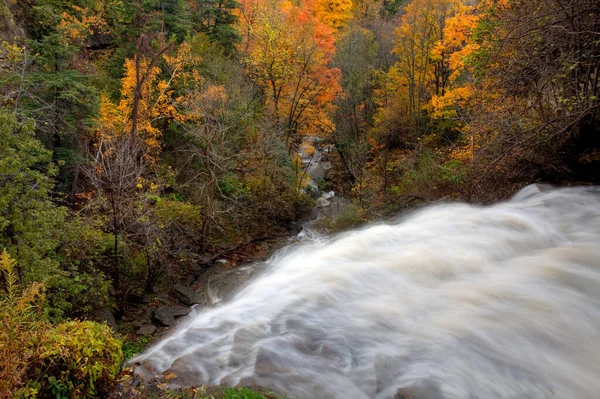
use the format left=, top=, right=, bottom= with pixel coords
left=239, top=0, right=342, bottom=154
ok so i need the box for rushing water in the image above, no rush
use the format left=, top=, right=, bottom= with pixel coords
left=132, top=185, right=600, bottom=399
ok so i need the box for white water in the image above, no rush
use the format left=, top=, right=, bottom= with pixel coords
left=132, top=185, right=600, bottom=399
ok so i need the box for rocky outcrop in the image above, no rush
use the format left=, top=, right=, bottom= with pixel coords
left=172, top=282, right=202, bottom=306
left=151, top=306, right=190, bottom=326
left=308, top=192, right=351, bottom=220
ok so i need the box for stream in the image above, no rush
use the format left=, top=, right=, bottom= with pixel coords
left=131, top=184, right=600, bottom=398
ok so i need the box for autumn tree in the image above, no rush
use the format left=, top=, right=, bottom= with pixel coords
left=239, top=0, right=342, bottom=154
left=306, top=0, right=354, bottom=30
left=459, top=0, right=600, bottom=198
left=374, top=0, right=472, bottom=143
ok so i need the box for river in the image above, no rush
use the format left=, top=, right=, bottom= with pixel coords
left=131, top=184, right=600, bottom=399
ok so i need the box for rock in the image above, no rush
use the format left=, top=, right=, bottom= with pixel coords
left=136, top=325, right=157, bottom=336
left=395, top=380, right=445, bottom=399
left=152, top=306, right=190, bottom=326
left=319, top=196, right=351, bottom=219
left=254, top=346, right=288, bottom=376
left=98, top=308, right=118, bottom=332
left=172, top=282, right=202, bottom=306
left=228, top=324, right=269, bottom=368
left=307, top=162, right=327, bottom=180
left=132, top=320, right=145, bottom=328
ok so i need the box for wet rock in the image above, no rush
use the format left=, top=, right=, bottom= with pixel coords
left=164, top=352, right=210, bottom=385
left=307, top=163, right=327, bottom=180
left=172, top=282, right=202, bottom=306
left=374, top=355, right=405, bottom=393
left=152, top=306, right=190, bottom=326
left=228, top=324, right=270, bottom=368
left=98, top=308, right=118, bottom=332
left=284, top=221, right=303, bottom=235
left=395, top=380, right=445, bottom=399
left=136, top=325, right=157, bottom=336
left=254, top=346, right=287, bottom=376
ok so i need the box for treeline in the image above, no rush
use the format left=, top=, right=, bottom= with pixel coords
left=1, top=0, right=316, bottom=322
left=0, top=0, right=599, bottom=396
left=327, top=0, right=600, bottom=209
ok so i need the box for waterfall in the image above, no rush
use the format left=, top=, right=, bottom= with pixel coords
left=132, top=185, right=600, bottom=399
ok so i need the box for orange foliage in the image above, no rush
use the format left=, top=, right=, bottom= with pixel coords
left=375, top=0, right=476, bottom=140
left=238, top=0, right=342, bottom=148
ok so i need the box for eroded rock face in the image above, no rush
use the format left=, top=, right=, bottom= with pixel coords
left=151, top=306, right=190, bottom=326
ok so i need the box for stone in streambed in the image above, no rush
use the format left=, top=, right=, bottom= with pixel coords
left=395, top=379, right=445, bottom=399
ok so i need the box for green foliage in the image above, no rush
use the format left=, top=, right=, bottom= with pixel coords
left=0, top=110, right=66, bottom=284
left=1, top=250, right=123, bottom=399
left=122, top=336, right=149, bottom=361
left=47, top=216, right=112, bottom=320
left=31, top=320, right=123, bottom=398
left=220, top=387, right=278, bottom=399
left=189, top=0, right=241, bottom=53
left=160, top=386, right=284, bottom=399
left=395, top=150, right=465, bottom=200
left=155, top=198, right=203, bottom=229
left=219, top=173, right=251, bottom=200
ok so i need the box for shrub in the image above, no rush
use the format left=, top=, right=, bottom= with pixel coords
left=0, top=250, right=46, bottom=399
left=31, top=321, right=123, bottom=398
left=0, top=250, right=124, bottom=399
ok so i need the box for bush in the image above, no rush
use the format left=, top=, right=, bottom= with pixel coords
left=0, top=250, right=123, bottom=399
left=0, top=250, right=46, bottom=399
left=30, top=321, right=123, bottom=399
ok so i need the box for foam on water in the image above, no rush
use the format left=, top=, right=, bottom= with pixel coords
left=132, top=185, right=600, bottom=398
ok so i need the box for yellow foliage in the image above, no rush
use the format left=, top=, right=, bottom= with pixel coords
left=308, top=0, right=354, bottom=29
left=238, top=0, right=341, bottom=143
left=33, top=321, right=123, bottom=398
left=0, top=250, right=45, bottom=399
left=93, top=41, right=203, bottom=166
left=430, top=84, right=475, bottom=119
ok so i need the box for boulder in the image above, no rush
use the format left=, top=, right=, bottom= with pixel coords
left=136, top=325, right=157, bottom=336
left=152, top=306, right=190, bottom=326
left=316, top=196, right=351, bottom=220
left=98, top=308, right=118, bottom=332
left=172, top=282, right=202, bottom=306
